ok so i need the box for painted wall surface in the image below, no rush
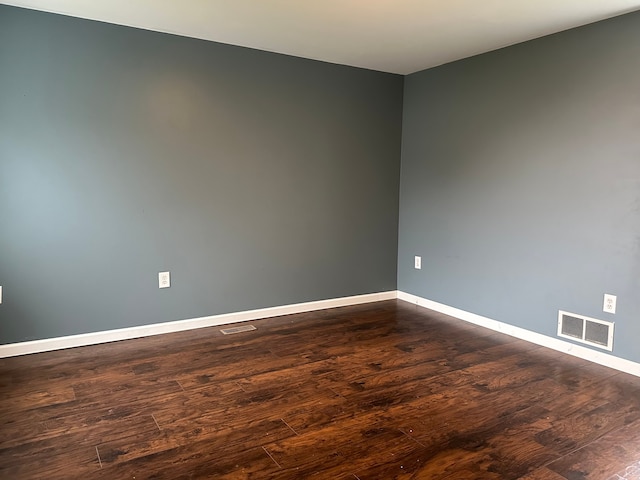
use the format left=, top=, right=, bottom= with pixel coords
left=0, top=6, right=403, bottom=343
left=398, top=12, right=640, bottom=363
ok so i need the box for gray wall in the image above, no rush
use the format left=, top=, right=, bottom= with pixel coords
left=398, top=12, right=640, bottom=363
left=2, top=4, right=638, bottom=366
left=0, top=6, right=403, bottom=344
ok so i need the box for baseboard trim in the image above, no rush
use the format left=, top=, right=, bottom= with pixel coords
left=397, top=291, right=640, bottom=378
left=7, top=289, right=638, bottom=377
left=0, top=290, right=398, bottom=358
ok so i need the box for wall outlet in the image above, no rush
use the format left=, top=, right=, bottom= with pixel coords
left=414, top=256, right=421, bottom=270
left=603, top=293, right=616, bottom=314
left=159, top=272, right=171, bottom=289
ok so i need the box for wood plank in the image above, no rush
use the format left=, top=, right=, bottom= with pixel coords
left=546, top=417, right=640, bottom=479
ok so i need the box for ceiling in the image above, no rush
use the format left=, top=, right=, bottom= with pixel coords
left=3, top=0, right=640, bottom=74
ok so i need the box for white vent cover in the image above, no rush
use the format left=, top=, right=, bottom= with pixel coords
left=558, top=310, right=614, bottom=351
left=220, top=324, right=256, bottom=335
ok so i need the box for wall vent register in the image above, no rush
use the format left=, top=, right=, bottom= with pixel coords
left=558, top=310, right=614, bottom=351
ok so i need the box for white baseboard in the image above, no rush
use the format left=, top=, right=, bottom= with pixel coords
left=397, top=291, right=640, bottom=378
left=0, top=291, right=397, bottom=358
left=5, top=289, right=639, bottom=378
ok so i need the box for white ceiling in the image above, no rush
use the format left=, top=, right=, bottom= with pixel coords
left=3, top=0, right=640, bottom=74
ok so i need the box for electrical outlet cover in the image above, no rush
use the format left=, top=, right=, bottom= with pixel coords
left=159, top=272, right=171, bottom=289
left=603, top=294, right=616, bottom=314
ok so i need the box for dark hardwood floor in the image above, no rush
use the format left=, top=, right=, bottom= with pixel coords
left=1, top=300, right=640, bottom=479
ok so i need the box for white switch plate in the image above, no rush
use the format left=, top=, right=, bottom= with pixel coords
left=0, top=285, right=2, bottom=304
left=414, top=256, right=421, bottom=270
left=603, top=293, right=616, bottom=314
left=159, top=272, right=171, bottom=289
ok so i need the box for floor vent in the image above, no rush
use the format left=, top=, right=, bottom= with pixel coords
left=558, top=311, right=614, bottom=351
left=220, top=324, right=257, bottom=335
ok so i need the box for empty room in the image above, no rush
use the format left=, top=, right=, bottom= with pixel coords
left=1, top=1, right=640, bottom=478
